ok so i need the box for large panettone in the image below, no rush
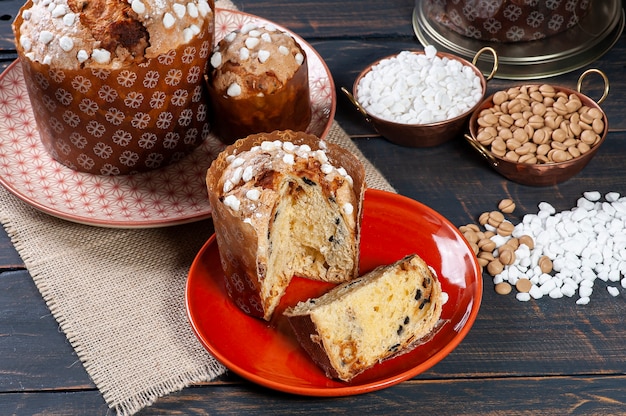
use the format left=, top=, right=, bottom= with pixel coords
left=205, top=130, right=366, bottom=321
left=13, top=0, right=215, bottom=175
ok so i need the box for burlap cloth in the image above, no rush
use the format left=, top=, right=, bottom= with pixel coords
left=0, top=101, right=395, bottom=416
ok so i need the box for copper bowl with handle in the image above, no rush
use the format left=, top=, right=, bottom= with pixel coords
left=344, top=47, right=497, bottom=147
left=464, top=69, right=610, bottom=186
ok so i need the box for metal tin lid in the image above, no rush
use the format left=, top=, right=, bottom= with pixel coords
left=413, top=0, right=624, bottom=80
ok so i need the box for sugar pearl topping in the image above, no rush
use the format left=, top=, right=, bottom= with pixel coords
left=210, top=25, right=305, bottom=97
left=18, top=0, right=213, bottom=68
left=357, top=45, right=483, bottom=125
left=220, top=140, right=354, bottom=219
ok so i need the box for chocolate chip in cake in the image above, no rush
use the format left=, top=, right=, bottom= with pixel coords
left=302, top=176, right=316, bottom=186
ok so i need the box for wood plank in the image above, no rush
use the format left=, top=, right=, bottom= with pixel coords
left=0, top=270, right=98, bottom=390
left=3, top=374, right=626, bottom=415
left=240, top=0, right=415, bottom=38
left=138, top=375, right=626, bottom=414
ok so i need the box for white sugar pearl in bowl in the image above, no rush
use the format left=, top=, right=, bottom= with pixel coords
left=344, top=46, right=497, bottom=147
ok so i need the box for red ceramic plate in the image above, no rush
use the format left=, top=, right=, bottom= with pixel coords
left=186, top=189, right=482, bottom=396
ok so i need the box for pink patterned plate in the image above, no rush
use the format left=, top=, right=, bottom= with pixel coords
left=0, top=9, right=336, bottom=228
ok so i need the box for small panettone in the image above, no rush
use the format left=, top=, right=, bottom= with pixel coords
left=207, top=24, right=312, bottom=143
left=13, top=0, right=216, bottom=175
left=205, top=130, right=366, bottom=321
left=284, top=254, right=443, bottom=381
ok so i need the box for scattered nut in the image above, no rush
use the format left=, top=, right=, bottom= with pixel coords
left=495, top=282, right=512, bottom=295
left=487, top=259, right=504, bottom=276
left=518, top=235, right=535, bottom=249
left=515, top=278, right=533, bottom=293
left=498, top=247, right=515, bottom=266
left=538, top=255, right=553, bottom=274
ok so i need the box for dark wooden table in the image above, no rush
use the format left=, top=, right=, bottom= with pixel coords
left=1, top=0, right=626, bottom=414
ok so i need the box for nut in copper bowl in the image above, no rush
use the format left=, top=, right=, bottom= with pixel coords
left=464, top=69, right=610, bottom=186
left=343, top=46, right=497, bottom=147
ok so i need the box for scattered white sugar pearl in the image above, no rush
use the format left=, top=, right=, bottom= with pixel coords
left=91, top=48, right=111, bottom=64
left=576, top=296, right=590, bottom=305
left=240, top=23, right=256, bottom=34
left=163, top=12, right=176, bottom=29
left=246, top=189, right=261, bottom=201
left=239, top=47, right=250, bottom=60
left=606, top=192, right=621, bottom=202
left=223, top=195, right=240, bottom=211
left=261, top=33, right=272, bottom=43
left=131, top=0, right=146, bottom=15
left=210, top=52, right=222, bottom=68
left=51, top=4, right=66, bottom=17
left=516, top=292, right=531, bottom=302
left=282, top=141, right=295, bottom=152
left=424, top=44, right=437, bottom=58
left=224, top=32, right=237, bottom=42
left=245, top=37, right=260, bottom=49
left=227, top=83, right=242, bottom=97
left=183, top=25, right=200, bottom=42
left=59, top=36, right=74, bottom=52
left=295, top=52, right=304, bottom=65
left=77, top=49, right=89, bottom=63
left=172, top=3, right=186, bottom=18
left=356, top=47, right=482, bottom=125
left=242, top=166, right=255, bottom=182
left=223, top=179, right=234, bottom=193
left=248, top=29, right=261, bottom=37
left=258, top=50, right=270, bottom=63
left=278, top=45, right=289, bottom=55
left=197, top=0, right=211, bottom=17
left=342, top=203, right=354, bottom=215
left=282, top=153, right=295, bottom=165
left=20, top=37, right=32, bottom=52
left=484, top=191, right=626, bottom=305
left=187, top=3, right=198, bottom=18
left=583, top=191, right=601, bottom=201
left=63, top=12, right=75, bottom=26
left=38, top=31, right=54, bottom=45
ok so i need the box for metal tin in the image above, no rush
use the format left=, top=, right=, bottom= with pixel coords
left=413, top=0, right=624, bottom=80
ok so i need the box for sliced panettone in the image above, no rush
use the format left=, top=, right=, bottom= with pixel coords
left=284, top=253, right=443, bottom=381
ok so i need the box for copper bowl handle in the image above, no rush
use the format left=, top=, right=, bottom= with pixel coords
left=464, top=134, right=499, bottom=168
left=341, top=86, right=372, bottom=122
left=472, top=47, right=498, bottom=82
left=576, top=69, right=610, bottom=105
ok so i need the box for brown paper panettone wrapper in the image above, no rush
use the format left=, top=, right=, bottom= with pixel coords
left=207, top=53, right=311, bottom=144
left=13, top=1, right=215, bottom=175
left=206, top=130, right=366, bottom=320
